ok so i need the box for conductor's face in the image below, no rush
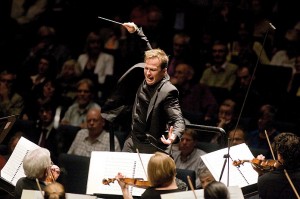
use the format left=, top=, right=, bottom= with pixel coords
left=144, top=57, right=166, bottom=86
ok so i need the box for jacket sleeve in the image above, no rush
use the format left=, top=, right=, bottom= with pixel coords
left=136, top=27, right=153, bottom=50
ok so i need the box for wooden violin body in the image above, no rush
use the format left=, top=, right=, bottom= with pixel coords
left=233, top=158, right=279, bottom=172
left=103, top=177, right=151, bottom=189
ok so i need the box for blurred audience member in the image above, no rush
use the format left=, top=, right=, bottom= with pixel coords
left=22, top=78, right=61, bottom=121
left=61, top=78, right=100, bottom=128
left=228, top=126, right=246, bottom=147
left=171, top=62, right=218, bottom=124
left=21, top=25, right=71, bottom=74
left=56, top=59, right=82, bottom=106
left=247, top=104, right=280, bottom=152
left=68, top=107, right=121, bottom=157
left=172, top=129, right=207, bottom=189
left=200, top=41, right=238, bottom=104
left=168, top=33, right=193, bottom=77
left=0, top=70, right=24, bottom=117
left=209, top=98, right=238, bottom=145
left=230, top=65, right=262, bottom=118
left=77, top=31, right=114, bottom=100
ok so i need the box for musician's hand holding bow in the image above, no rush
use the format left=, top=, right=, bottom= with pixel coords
left=50, top=164, right=61, bottom=180
left=45, top=164, right=61, bottom=184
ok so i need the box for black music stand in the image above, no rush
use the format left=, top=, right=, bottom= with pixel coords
left=0, top=115, right=18, bottom=144
left=0, top=115, right=18, bottom=196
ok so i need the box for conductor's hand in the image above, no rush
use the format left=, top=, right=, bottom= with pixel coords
left=161, top=126, right=176, bottom=145
left=122, top=22, right=138, bottom=33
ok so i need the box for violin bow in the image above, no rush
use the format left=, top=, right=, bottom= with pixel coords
left=264, top=130, right=300, bottom=199
left=187, top=175, right=197, bottom=199
left=264, top=130, right=276, bottom=160
left=136, top=148, right=148, bottom=180
left=35, top=178, right=44, bottom=197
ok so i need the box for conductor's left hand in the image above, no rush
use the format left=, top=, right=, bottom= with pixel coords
left=161, top=126, right=176, bottom=145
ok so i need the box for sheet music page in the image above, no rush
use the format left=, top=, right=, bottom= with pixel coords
left=0, top=137, right=40, bottom=186
left=86, top=151, right=153, bottom=196
left=160, top=186, right=244, bottom=199
left=201, top=143, right=258, bottom=187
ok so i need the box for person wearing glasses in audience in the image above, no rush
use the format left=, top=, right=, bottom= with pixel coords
left=14, top=148, right=60, bottom=199
left=0, top=70, right=24, bottom=118
left=60, top=78, right=100, bottom=128
left=67, top=107, right=121, bottom=157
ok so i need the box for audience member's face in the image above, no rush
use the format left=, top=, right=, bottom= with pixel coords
left=86, top=109, right=104, bottom=138
left=76, top=83, right=92, bottom=107
left=43, top=81, right=55, bottom=98
left=0, top=73, right=15, bottom=91
left=200, top=176, right=215, bottom=189
left=212, top=44, right=227, bottom=65
left=87, top=32, right=101, bottom=54
left=39, top=108, right=53, bottom=126
left=144, top=57, right=166, bottom=86
left=258, top=112, right=273, bottom=131
left=237, top=67, right=251, bottom=88
left=62, top=64, right=76, bottom=77
left=38, top=58, right=50, bottom=74
left=173, top=36, right=188, bottom=56
left=228, top=129, right=245, bottom=146
left=173, top=64, right=192, bottom=85
left=179, top=132, right=196, bottom=156
left=218, top=105, right=234, bottom=123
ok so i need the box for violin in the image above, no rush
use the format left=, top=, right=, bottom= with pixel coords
left=232, top=158, right=279, bottom=172
left=102, top=178, right=151, bottom=189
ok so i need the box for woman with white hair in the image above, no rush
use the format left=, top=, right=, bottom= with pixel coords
left=14, top=147, right=60, bottom=199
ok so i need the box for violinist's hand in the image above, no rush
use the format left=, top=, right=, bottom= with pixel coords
left=116, top=172, right=133, bottom=199
left=257, top=154, right=265, bottom=161
left=252, top=155, right=266, bottom=176
left=50, top=165, right=61, bottom=180
left=161, top=126, right=176, bottom=145
left=122, top=22, right=138, bottom=33
left=115, top=172, right=128, bottom=190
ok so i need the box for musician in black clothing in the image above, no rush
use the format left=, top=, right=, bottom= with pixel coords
left=257, top=132, right=300, bottom=199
